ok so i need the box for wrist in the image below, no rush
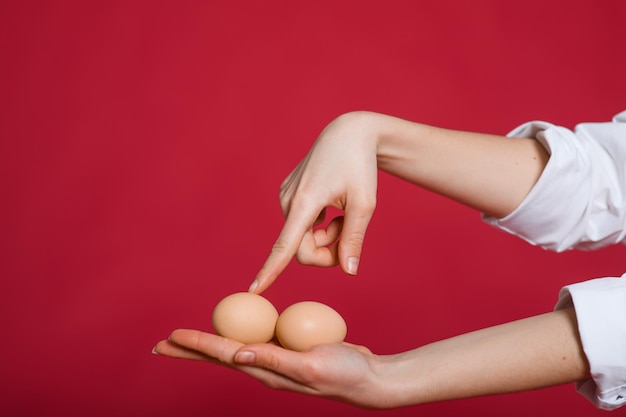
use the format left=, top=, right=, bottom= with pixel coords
left=336, top=349, right=429, bottom=409
left=373, top=114, right=431, bottom=175
left=328, top=111, right=382, bottom=145
left=374, top=351, right=430, bottom=408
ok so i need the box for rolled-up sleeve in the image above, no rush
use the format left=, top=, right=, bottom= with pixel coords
left=555, top=275, right=626, bottom=410
left=483, top=111, right=626, bottom=410
left=482, top=110, right=626, bottom=252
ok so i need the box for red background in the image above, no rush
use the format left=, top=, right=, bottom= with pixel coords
left=1, top=1, right=625, bottom=416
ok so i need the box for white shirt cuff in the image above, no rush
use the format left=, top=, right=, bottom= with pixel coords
left=482, top=111, right=626, bottom=251
left=555, top=274, right=626, bottom=410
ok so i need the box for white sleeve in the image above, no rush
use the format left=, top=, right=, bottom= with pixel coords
left=482, top=111, right=626, bottom=410
left=482, top=110, right=626, bottom=252
left=555, top=274, right=626, bottom=410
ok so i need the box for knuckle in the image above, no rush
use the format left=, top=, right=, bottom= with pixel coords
left=271, top=238, right=290, bottom=254
left=298, top=357, right=324, bottom=385
left=346, top=230, right=366, bottom=247
left=214, top=337, right=231, bottom=363
left=262, top=352, right=282, bottom=373
left=295, top=249, right=313, bottom=265
left=289, top=193, right=314, bottom=212
left=295, top=247, right=337, bottom=267
left=357, top=194, right=376, bottom=214
left=191, top=331, right=203, bottom=352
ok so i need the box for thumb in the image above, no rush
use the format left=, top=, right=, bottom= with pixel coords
left=339, top=198, right=375, bottom=275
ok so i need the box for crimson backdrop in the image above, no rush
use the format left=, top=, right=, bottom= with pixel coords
left=1, top=1, right=625, bottom=416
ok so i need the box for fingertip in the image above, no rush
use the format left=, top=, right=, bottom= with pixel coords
left=249, top=277, right=271, bottom=294
left=346, top=256, right=360, bottom=275
left=340, top=199, right=373, bottom=275
left=248, top=279, right=259, bottom=293
left=168, top=328, right=184, bottom=340
left=168, top=328, right=198, bottom=346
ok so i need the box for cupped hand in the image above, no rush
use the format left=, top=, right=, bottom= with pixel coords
left=250, top=112, right=380, bottom=294
left=153, top=329, right=390, bottom=409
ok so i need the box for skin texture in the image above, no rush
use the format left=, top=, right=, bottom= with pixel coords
left=154, top=111, right=590, bottom=408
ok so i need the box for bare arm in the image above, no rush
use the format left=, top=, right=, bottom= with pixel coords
left=373, top=112, right=548, bottom=217
left=380, top=306, right=589, bottom=407
left=251, top=111, right=549, bottom=293
left=154, top=306, right=589, bottom=409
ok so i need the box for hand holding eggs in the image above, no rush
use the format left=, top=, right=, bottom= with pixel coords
left=212, top=293, right=347, bottom=351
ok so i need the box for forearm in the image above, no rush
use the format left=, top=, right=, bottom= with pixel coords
left=250, top=110, right=549, bottom=291
left=338, top=111, right=549, bottom=218
left=378, top=307, right=590, bottom=407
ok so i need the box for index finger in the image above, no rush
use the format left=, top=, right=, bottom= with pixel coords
left=250, top=202, right=320, bottom=294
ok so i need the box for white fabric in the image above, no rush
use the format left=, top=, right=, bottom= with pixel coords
left=483, top=110, right=626, bottom=252
left=555, top=275, right=626, bottom=410
left=483, top=110, right=626, bottom=410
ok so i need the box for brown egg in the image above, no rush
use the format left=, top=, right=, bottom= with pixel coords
left=275, top=301, right=347, bottom=351
left=212, top=292, right=278, bottom=344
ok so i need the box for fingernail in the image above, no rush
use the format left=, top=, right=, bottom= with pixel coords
left=347, top=256, right=359, bottom=275
left=151, top=346, right=159, bottom=355
left=234, top=351, right=256, bottom=364
left=248, top=279, right=258, bottom=293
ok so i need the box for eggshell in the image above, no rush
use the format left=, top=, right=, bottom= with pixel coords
left=275, top=301, right=347, bottom=351
left=212, top=292, right=278, bottom=344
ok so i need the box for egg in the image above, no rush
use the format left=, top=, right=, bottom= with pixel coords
left=212, top=292, right=279, bottom=344
left=275, top=301, right=347, bottom=351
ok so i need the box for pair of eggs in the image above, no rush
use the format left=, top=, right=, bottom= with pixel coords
left=212, top=292, right=347, bottom=351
